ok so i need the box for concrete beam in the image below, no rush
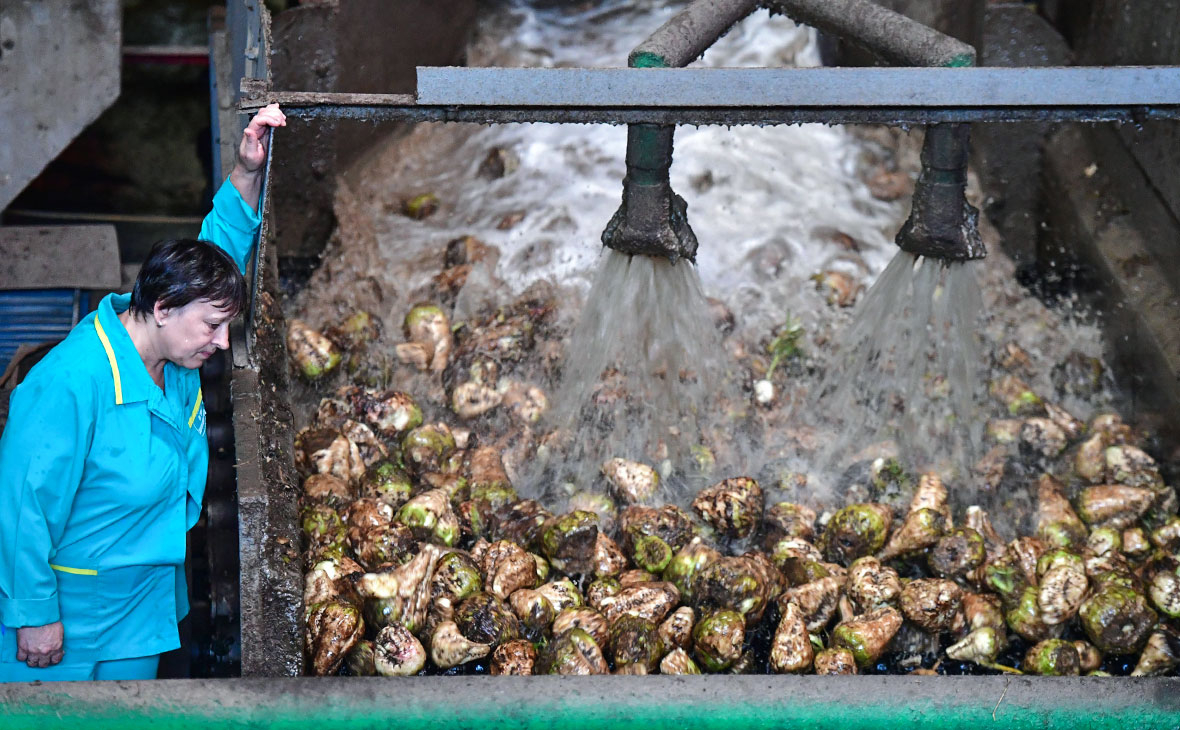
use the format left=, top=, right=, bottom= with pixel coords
left=0, top=225, right=121, bottom=289
left=0, top=0, right=121, bottom=211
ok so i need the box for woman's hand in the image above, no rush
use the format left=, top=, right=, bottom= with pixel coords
left=230, top=103, right=286, bottom=211
left=238, top=103, right=286, bottom=173
left=16, top=622, right=63, bottom=668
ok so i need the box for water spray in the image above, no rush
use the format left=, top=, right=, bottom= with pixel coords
left=809, top=118, right=990, bottom=491
left=538, top=0, right=763, bottom=503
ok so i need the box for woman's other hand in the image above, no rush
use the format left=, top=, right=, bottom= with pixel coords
left=16, top=621, right=63, bottom=668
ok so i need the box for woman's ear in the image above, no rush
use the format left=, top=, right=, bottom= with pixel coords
left=153, top=301, right=173, bottom=328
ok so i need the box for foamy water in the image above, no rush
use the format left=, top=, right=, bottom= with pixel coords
left=308, top=1, right=905, bottom=339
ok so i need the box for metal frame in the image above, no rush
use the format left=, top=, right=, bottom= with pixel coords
left=242, top=66, right=1180, bottom=125
left=226, top=0, right=269, bottom=362
left=242, top=96, right=1180, bottom=125
left=413, top=66, right=1180, bottom=108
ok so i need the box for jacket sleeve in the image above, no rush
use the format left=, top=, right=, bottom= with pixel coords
left=198, top=178, right=262, bottom=274
left=0, top=374, right=95, bottom=628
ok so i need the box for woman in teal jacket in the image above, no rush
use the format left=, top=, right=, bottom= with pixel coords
left=0, top=104, right=285, bottom=681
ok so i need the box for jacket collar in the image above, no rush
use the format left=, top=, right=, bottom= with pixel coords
left=94, top=293, right=158, bottom=406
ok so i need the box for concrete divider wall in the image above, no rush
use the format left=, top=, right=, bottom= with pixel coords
left=1074, top=0, right=1180, bottom=222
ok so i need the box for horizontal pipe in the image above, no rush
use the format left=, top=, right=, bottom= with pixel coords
left=629, top=0, right=760, bottom=68
left=0, top=676, right=1178, bottom=729
left=761, top=0, right=976, bottom=67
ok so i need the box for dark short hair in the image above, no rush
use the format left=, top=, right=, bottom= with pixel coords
left=129, top=239, right=248, bottom=318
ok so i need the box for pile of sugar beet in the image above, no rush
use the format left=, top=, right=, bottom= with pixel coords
left=287, top=258, right=1180, bottom=679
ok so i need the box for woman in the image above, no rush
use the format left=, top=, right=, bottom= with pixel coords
left=0, top=104, right=286, bottom=681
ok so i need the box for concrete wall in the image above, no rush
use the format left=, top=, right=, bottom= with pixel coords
left=882, top=0, right=1180, bottom=251
left=0, top=0, right=121, bottom=211
left=1038, top=0, right=1180, bottom=439
left=1074, top=0, right=1180, bottom=224
left=269, top=0, right=477, bottom=260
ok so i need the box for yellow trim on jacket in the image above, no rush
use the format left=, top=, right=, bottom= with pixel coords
left=188, top=388, right=203, bottom=428
left=93, top=318, right=123, bottom=405
left=50, top=564, right=98, bottom=576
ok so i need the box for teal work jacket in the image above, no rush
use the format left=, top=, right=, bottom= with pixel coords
left=0, top=180, right=258, bottom=663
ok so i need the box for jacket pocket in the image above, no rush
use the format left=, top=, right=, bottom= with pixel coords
left=52, top=567, right=103, bottom=661
left=94, top=565, right=179, bottom=661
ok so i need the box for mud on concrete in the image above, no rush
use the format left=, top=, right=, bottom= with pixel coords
left=235, top=252, right=305, bottom=676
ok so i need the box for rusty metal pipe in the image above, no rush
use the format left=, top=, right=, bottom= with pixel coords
left=602, top=125, right=697, bottom=261
left=896, top=124, right=986, bottom=261
left=629, top=0, right=762, bottom=68
left=603, top=0, right=759, bottom=262
left=760, top=0, right=975, bottom=68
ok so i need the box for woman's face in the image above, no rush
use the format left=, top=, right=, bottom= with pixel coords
left=157, top=298, right=235, bottom=369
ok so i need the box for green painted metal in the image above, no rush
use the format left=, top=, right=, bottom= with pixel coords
left=629, top=50, right=669, bottom=68
left=623, top=47, right=671, bottom=185
left=626, top=125, right=673, bottom=186
left=946, top=52, right=976, bottom=68
left=1, top=677, right=1178, bottom=730
left=624, top=46, right=669, bottom=187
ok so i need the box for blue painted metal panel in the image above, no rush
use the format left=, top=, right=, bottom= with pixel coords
left=0, top=289, right=87, bottom=373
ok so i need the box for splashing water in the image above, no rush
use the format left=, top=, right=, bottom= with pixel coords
left=530, top=249, right=748, bottom=506
left=296, top=3, right=902, bottom=339
left=803, top=251, right=987, bottom=494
